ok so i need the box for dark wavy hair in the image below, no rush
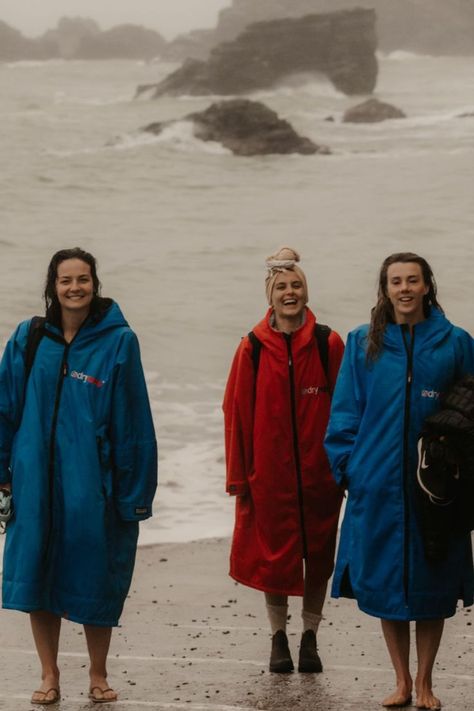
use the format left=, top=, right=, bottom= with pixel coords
left=44, top=247, right=101, bottom=324
left=366, top=252, right=443, bottom=362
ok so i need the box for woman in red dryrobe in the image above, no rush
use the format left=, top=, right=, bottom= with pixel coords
left=223, top=247, right=344, bottom=673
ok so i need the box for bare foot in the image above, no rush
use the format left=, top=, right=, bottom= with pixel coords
left=415, top=687, right=441, bottom=710
left=382, top=684, right=413, bottom=707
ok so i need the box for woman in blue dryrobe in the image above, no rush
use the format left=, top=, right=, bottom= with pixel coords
left=325, top=252, right=473, bottom=711
left=0, top=248, right=157, bottom=705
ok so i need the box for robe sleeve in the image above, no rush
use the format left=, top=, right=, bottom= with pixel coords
left=223, top=337, right=255, bottom=496
left=324, top=330, right=364, bottom=486
left=110, top=331, right=158, bottom=521
left=0, top=322, right=29, bottom=483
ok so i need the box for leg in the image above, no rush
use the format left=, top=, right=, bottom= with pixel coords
left=84, top=625, right=117, bottom=703
left=298, top=564, right=327, bottom=673
left=264, top=592, right=288, bottom=633
left=29, top=611, right=61, bottom=704
left=264, top=593, right=293, bottom=673
left=414, top=619, right=444, bottom=710
left=380, top=619, right=413, bottom=707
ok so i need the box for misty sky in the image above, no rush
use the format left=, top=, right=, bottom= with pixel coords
left=1, top=0, right=230, bottom=39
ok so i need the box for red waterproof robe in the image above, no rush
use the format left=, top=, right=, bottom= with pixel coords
left=223, top=308, right=344, bottom=595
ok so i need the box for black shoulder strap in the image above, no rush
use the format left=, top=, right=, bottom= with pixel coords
left=314, top=323, right=331, bottom=382
left=25, top=316, right=46, bottom=381
left=248, top=331, right=262, bottom=374
left=248, top=325, right=331, bottom=381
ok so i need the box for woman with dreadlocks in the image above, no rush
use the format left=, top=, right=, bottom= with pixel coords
left=325, top=253, right=474, bottom=710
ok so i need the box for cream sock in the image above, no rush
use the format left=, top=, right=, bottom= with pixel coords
left=266, top=603, right=288, bottom=634
left=302, top=610, right=322, bottom=634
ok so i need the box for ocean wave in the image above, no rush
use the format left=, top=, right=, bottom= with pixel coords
left=380, top=50, right=436, bottom=61
left=253, top=76, right=346, bottom=100
left=53, top=92, right=132, bottom=107
left=4, top=58, right=67, bottom=69
left=140, top=438, right=232, bottom=545
left=108, top=121, right=231, bottom=155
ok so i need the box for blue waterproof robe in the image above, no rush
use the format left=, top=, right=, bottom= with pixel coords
left=0, top=301, right=157, bottom=626
left=325, top=308, right=474, bottom=620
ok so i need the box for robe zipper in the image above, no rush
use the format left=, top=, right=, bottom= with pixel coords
left=45, top=343, right=69, bottom=557
left=284, top=333, right=308, bottom=560
left=401, top=325, right=415, bottom=606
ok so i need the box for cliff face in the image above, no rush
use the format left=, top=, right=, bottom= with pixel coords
left=168, top=0, right=474, bottom=60
left=153, top=9, right=378, bottom=98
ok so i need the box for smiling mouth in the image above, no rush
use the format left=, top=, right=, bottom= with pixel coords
left=283, top=299, right=297, bottom=305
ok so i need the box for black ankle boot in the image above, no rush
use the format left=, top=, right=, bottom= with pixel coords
left=269, top=629, right=294, bottom=673
left=298, top=629, right=323, bottom=673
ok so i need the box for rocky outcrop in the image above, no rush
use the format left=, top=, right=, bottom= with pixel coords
left=73, top=24, right=165, bottom=60
left=343, top=98, right=406, bottom=123
left=142, top=99, right=329, bottom=156
left=150, top=9, right=377, bottom=98
left=170, top=0, right=474, bottom=60
left=0, top=16, right=165, bottom=61
left=0, top=20, right=55, bottom=60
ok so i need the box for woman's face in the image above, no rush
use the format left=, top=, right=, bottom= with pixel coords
left=55, top=258, right=94, bottom=319
left=271, top=270, right=306, bottom=323
left=386, top=261, right=429, bottom=325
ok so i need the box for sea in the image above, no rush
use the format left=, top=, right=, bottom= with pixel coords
left=0, top=51, right=473, bottom=550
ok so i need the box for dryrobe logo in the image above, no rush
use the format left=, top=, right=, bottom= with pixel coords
left=301, top=385, right=329, bottom=396
left=70, top=370, right=105, bottom=388
left=421, top=388, right=441, bottom=400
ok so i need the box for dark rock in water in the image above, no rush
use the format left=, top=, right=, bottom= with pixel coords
left=149, top=9, right=377, bottom=98
left=173, top=0, right=474, bottom=61
left=343, top=98, right=406, bottom=123
left=149, top=58, right=211, bottom=97
left=457, top=112, right=474, bottom=118
left=142, top=99, right=329, bottom=157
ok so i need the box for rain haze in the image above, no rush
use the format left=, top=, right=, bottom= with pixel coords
left=0, top=0, right=229, bottom=38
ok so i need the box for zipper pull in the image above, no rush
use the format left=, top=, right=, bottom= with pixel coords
left=63, top=362, right=68, bottom=377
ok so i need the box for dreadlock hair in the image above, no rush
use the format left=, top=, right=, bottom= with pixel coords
left=366, top=252, right=443, bottom=362
left=44, top=247, right=101, bottom=325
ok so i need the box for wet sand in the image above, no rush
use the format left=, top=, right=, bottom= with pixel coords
left=0, top=537, right=472, bottom=710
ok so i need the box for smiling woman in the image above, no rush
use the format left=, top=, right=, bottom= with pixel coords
left=223, top=246, right=345, bottom=675
left=325, top=252, right=474, bottom=710
left=0, top=247, right=157, bottom=705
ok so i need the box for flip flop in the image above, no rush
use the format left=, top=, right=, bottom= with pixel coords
left=31, top=688, right=61, bottom=705
left=89, top=686, right=118, bottom=704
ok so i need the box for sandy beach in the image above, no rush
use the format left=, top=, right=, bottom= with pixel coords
left=0, top=537, right=472, bottom=710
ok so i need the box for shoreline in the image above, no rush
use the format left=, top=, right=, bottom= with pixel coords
left=1, top=537, right=473, bottom=710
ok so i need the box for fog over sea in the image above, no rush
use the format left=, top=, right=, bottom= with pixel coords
left=1, top=52, right=473, bottom=549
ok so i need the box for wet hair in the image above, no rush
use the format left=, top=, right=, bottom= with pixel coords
left=44, top=247, right=101, bottom=324
left=366, top=252, right=443, bottom=362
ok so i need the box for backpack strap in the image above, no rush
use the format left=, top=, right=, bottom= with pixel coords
left=25, top=316, right=46, bottom=381
left=249, top=325, right=332, bottom=383
left=248, top=331, right=262, bottom=375
left=314, top=323, right=331, bottom=384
